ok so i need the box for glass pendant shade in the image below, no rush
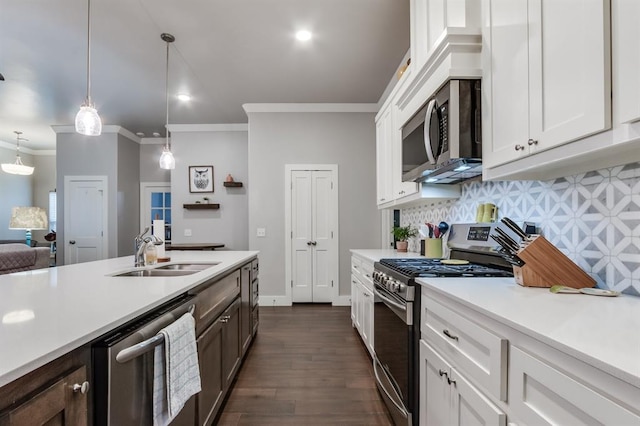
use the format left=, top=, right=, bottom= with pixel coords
left=1, top=158, right=34, bottom=175
left=75, top=102, right=102, bottom=136
left=159, top=144, right=175, bottom=169
left=2, top=131, right=34, bottom=175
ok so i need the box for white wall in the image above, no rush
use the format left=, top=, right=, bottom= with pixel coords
left=117, top=134, right=141, bottom=256
left=31, top=154, right=56, bottom=243
left=170, top=129, right=249, bottom=250
left=139, top=143, right=170, bottom=183
left=246, top=111, right=381, bottom=300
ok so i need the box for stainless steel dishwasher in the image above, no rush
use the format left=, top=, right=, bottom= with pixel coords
left=92, top=294, right=196, bottom=426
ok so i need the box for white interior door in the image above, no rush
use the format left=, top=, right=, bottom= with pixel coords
left=64, top=176, right=108, bottom=265
left=287, top=166, right=338, bottom=304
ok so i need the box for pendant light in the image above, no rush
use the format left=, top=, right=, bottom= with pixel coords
left=1, top=131, right=34, bottom=175
left=158, top=33, right=176, bottom=170
left=75, top=0, right=102, bottom=136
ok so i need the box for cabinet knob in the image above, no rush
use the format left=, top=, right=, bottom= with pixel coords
left=527, top=138, right=538, bottom=146
left=438, top=369, right=447, bottom=378
left=447, top=377, right=457, bottom=386
left=514, top=144, right=525, bottom=151
left=72, top=381, right=90, bottom=394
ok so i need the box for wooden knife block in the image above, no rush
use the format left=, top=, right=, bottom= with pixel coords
left=512, top=235, right=596, bottom=289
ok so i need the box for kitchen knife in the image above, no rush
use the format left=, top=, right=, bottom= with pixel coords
left=501, top=217, right=528, bottom=240
left=490, top=234, right=525, bottom=266
left=495, top=227, right=521, bottom=252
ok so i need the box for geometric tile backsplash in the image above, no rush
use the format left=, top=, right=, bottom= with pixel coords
left=401, top=162, right=640, bottom=296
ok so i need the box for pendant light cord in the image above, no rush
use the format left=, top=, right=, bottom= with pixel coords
left=165, top=39, right=170, bottom=150
left=85, top=0, right=92, bottom=104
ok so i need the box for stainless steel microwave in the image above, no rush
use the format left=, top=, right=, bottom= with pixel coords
left=401, top=79, right=482, bottom=184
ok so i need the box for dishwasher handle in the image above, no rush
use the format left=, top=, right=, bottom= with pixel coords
left=115, top=304, right=195, bottom=364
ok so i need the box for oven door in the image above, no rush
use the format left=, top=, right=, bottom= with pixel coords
left=373, top=283, right=414, bottom=425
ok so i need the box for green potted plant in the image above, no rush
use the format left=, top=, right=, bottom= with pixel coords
left=392, top=225, right=418, bottom=252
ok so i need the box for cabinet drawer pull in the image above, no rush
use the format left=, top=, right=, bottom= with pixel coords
left=73, top=381, right=90, bottom=394
left=443, top=329, right=459, bottom=341
left=514, top=144, right=525, bottom=151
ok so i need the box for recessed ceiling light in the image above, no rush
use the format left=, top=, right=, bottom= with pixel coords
left=136, top=132, right=145, bottom=137
left=153, top=132, right=161, bottom=137
left=176, top=93, right=191, bottom=102
left=296, top=30, right=312, bottom=41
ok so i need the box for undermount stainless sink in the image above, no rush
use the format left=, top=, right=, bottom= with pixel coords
left=110, top=262, right=219, bottom=277
left=112, top=269, right=198, bottom=277
left=155, top=262, right=219, bottom=271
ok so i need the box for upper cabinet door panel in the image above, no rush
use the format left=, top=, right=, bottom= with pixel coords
left=528, top=0, right=611, bottom=150
left=482, top=0, right=530, bottom=168
left=613, top=0, right=640, bottom=124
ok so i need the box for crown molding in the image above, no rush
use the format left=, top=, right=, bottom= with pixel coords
left=167, top=124, right=248, bottom=132
left=242, top=103, right=378, bottom=114
left=50, top=125, right=141, bottom=143
left=0, top=141, right=55, bottom=156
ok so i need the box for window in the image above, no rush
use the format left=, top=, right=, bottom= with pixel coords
left=150, top=191, right=171, bottom=241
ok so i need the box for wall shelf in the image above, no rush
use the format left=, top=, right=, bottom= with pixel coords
left=183, top=203, right=220, bottom=210
left=223, top=181, right=243, bottom=188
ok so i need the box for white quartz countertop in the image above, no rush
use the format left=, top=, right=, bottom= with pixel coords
left=415, top=277, right=640, bottom=388
left=0, top=250, right=258, bottom=387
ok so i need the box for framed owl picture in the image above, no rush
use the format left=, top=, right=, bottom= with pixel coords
left=189, top=165, right=214, bottom=193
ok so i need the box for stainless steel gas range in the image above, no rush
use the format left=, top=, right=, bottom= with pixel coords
left=372, top=223, right=519, bottom=425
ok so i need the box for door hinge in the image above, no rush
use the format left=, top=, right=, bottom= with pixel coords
left=291, top=231, right=293, bottom=238
left=331, top=280, right=334, bottom=288
left=331, top=231, right=333, bottom=239
left=331, top=181, right=333, bottom=189
left=291, top=280, right=293, bottom=288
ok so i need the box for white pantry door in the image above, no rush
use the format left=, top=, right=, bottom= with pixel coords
left=64, top=176, right=108, bottom=264
left=288, top=166, right=338, bottom=304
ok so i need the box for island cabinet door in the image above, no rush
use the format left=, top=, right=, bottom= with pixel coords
left=196, top=318, right=224, bottom=426
left=1, top=366, right=88, bottom=425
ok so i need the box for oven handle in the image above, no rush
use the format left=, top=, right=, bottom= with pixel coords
left=374, top=360, right=408, bottom=417
left=373, top=285, right=406, bottom=313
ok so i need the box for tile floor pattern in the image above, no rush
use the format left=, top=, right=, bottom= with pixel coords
left=402, top=162, right=640, bottom=295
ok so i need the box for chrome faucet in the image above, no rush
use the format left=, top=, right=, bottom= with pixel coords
left=134, top=227, right=163, bottom=267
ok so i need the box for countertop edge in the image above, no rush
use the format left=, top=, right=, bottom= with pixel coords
left=416, top=278, right=640, bottom=389
left=0, top=251, right=259, bottom=388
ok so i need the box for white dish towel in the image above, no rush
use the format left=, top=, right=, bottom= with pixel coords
left=153, top=312, right=202, bottom=426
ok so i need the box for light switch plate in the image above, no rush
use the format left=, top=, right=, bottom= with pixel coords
left=184, top=229, right=192, bottom=237
left=257, top=228, right=266, bottom=237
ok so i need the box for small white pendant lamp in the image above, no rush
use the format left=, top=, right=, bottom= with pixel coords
left=1, top=131, right=34, bottom=175
left=75, top=0, right=102, bottom=136
left=159, top=33, right=176, bottom=170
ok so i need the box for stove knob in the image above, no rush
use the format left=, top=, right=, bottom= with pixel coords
left=397, top=283, right=406, bottom=293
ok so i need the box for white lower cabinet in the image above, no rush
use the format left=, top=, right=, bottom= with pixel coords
left=350, top=255, right=374, bottom=357
left=420, top=340, right=507, bottom=426
left=420, top=286, right=640, bottom=426
left=510, top=346, right=640, bottom=426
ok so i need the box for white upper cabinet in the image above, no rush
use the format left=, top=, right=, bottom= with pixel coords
left=376, top=105, right=395, bottom=205
left=482, top=0, right=612, bottom=169
left=411, top=0, right=481, bottom=72
left=613, top=0, right=640, bottom=124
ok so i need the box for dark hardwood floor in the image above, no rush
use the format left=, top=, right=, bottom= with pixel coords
left=217, top=305, right=393, bottom=425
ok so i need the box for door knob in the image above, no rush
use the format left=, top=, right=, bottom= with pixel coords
left=307, top=241, right=312, bottom=246
left=527, top=138, right=538, bottom=146
left=514, top=145, right=525, bottom=151
left=311, top=241, right=317, bottom=246
left=69, top=240, right=76, bottom=245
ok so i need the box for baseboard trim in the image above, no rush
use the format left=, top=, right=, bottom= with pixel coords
left=332, top=295, right=352, bottom=306
left=258, top=295, right=352, bottom=306
left=258, top=295, right=292, bottom=306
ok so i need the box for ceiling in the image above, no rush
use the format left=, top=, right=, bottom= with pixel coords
left=0, top=0, right=409, bottom=151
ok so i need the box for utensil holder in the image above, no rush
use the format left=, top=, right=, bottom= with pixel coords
left=421, top=239, right=443, bottom=258
left=512, top=235, right=595, bottom=289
